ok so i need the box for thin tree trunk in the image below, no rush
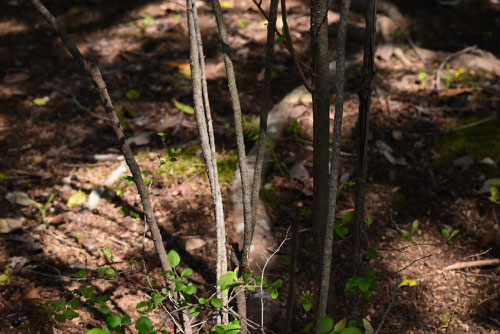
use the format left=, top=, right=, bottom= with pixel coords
left=310, top=0, right=331, bottom=271
left=209, top=0, right=252, bottom=330
left=249, top=0, right=279, bottom=253
left=351, top=0, right=377, bottom=319
left=187, top=0, right=228, bottom=324
left=316, top=0, right=351, bottom=330
left=28, top=0, right=192, bottom=332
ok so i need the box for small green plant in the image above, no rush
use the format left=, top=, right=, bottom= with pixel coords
left=27, top=193, right=54, bottom=224
left=439, top=308, right=454, bottom=330
left=297, top=290, right=313, bottom=312
left=441, top=228, right=459, bottom=244
left=401, top=220, right=419, bottom=240
left=334, top=211, right=354, bottom=239
left=0, top=269, right=12, bottom=282
left=242, top=115, right=260, bottom=141
left=345, top=269, right=380, bottom=300
left=484, top=178, right=500, bottom=203
left=133, top=14, right=155, bottom=31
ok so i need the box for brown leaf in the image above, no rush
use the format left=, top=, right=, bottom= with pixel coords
left=26, top=288, right=41, bottom=299
left=3, top=73, right=29, bottom=84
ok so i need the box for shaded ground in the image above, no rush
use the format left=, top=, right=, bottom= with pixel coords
left=0, top=0, right=499, bottom=333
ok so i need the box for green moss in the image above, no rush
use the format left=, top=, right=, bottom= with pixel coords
left=434, top=118, right=500, bottom=170
left=217, top=151, right=238, bottom=185
left=156, top=144, right=204, bottom=179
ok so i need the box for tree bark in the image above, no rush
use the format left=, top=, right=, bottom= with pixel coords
left=187, top=0, right=228, bottom=324
left=316, top=0, right=351, bottom=330
left=310, top=0, right=331, bottom=281
left=351, top=0, right=377, bottom=319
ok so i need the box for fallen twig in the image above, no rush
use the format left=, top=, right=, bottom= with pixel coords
left=374, top=277, right=401, bottom=334
left=390, top=254, right=433, bottom=275
left=443, top=258, right=500, bottom=271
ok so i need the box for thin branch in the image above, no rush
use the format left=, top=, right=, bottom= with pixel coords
left=28, top=0, right=171, bottom=275
left=209, top=0, right=252, bottom=330
left=188, top=0, right=228, bottom=323
left=374, top=277, right=401, bottom=334
left=443, top=258, right=500, bottom=271
left=249, top=0, right=280, bottom=253
left=389, top=253, right=433, bottom=275
left=250, top=0, right=313, bottom=92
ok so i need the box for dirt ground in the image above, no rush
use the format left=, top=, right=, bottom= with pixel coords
left=0, top=0, right=499, bottom=333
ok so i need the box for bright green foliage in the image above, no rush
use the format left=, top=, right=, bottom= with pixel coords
left=210, top=319, right=241, bottom=334
left=346, top=270, right=380, bottom=300
left=298, top=290, right=313, bottom=311
left=442, top=228, right=460, bottom=244
left=168, top=250, right=180, bottom=268
left=401, top=220, right=419, bottom=240
left=0, top=269, right=11, bottom=282
left=27, top=193, right=55, bottom=224
left=135, top=316, right=154, bottom=333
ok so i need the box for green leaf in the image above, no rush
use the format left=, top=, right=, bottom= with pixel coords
left=211, top=298, right=223, bottom=309
left=173, top=99, right=194, bottom=115
left=70, top=299, right=80, bottom=309
left=226, top=319, right=241, bottom=332
left=122, top=314, right=131, bottom=326
left=490, top=187, right=499, bottom=202
left=0, top=274, right=9, bottom=281
left=184, top=284, right=197, bottom=295
left=33, top=97, right=49, bottom=106
left=357, top=278, right=371, bottom=293
left=135, top=317, right=154, bottom=333
left=270, top=290, right=278, bottom=299
left=67, top=191, right=87, bottom=208
left=199, top=297, right=208, bottom=305
left=181, top=268, right=193, bottom=277
left=100, top=304, right=111, bottom=315
left=53, top=300, right=67, bottom=312
left=101, top=247, right=113, bottom=259
left=272, top=279, right=283, bottom=289
left=418, top=71, right=427, bottom=80
left=151, top=293, right=164, bottom=308
left=276, top=35, right=286, bottom=43
left=106, top=314, right=122, bottom=328
left=485, top=178, right=500, bottom=187
left=340, top=328, right=362, bottom=334
left=303, top=300, right=312, bottom=312
left=334, top=317, right=347, bottom=332
left=122, top=175, right=135, bottom=184
left=442, top=228, right=450, bottom=238
left=87, top=329, right=108, bottom=334
left=168, top=250, right=181, bottom=268
left=54, top=313, right=66, bottom=323
left=319, top=315, right=334, bottom=334
left=342, top=211, right=355, bottom=224
left=411, top=220, right=419, bottom=233
left=304, top=322, right=314, bottom=332
left=237, top=19, right=250, bottom=28
left=450, top=229, right=460, bottom=238
left=363, top=318, right=374, bottom=334
left=217, top=271, right=236, bottom=290
left=365, top=248, right=379, bottom=260
left=126, top=89, right=141, bottom=99
left=190, top=306, right=200, bottom=317
left=63, top=308, right=79, bottom=320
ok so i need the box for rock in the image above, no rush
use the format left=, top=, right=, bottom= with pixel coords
left=186, top=238, right=206, bottom=251
left=452, top=155, right=474, bottom=171
left=5, top=191, right=31, bottom=206
left=129, top=132, right=152, bottom=146
left=289, top=162, right=309, bottom=182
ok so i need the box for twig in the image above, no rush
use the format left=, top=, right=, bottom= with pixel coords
left=374, top=277, right=401, bottom=334
left=463, top=247, right=492, bottom=260
left=389, top=254, right=433, bottom=275
left=285, top=212, right=299, bottom=333
left=250, top=0, right=313, bottom=92
left=404, top=32, right=425, bottom=65
left=449, top=116, right=495, bottom=132
left=443, top=258, right=500, bottom=271
left=259, top=228, right=290, bottom=329
left=435, top=45, right=477, bottom=96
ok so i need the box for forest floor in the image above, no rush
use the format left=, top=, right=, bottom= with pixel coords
left=0, top=0, right=499, bottom=333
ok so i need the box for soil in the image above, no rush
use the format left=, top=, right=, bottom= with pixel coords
left=0, top=0, right=499, bottom=333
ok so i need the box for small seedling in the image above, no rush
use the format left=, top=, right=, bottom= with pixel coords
left=28, top=194, right=55, bottom=224
left=401, top=220, right=419, bottom=240
left=442, top=228, right=459, bottom=244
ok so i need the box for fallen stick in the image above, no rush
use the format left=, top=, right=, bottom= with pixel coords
left=443, top=258, right=500, bottom=271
